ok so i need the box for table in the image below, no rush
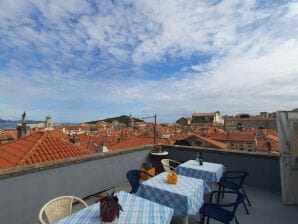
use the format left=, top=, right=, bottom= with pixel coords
left=150, top=151, right=169, bottom=156
left=176, top=160, right=226, bottom=183
left=136, top=172, right=210, bottom=224
left=56, top=191, right=174, bottom=224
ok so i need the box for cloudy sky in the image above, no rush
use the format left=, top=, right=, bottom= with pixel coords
left=0, top=0, right=298, bottom=123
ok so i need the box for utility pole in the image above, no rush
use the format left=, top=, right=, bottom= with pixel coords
left=142, top=114, right=157, bottom=144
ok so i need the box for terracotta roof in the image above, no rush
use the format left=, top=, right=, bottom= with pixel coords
left=209, top=132, right=256, bottom=142
left=77, top=134, right=105, bottom=151
left=0, top=131, right=91, bottom=169
left=195, top=135, right=227, bottom=149
left=108, top=136, right=170, bottom=151
left=0, top=135, right=15, bottom=141
left=173, top=132, right=194, bottom=140
left=256, top=139, right=279, bottom=152
left=47, top=129, right=68, bottom=139
left=0, top=129, right=16, bottom=140
left=63, top=125, right=90, bottom=131
left=173, top=133, right=227, bottom=149
left=267, top=134, right=278, bottom=142
left=264, top=129, right=277, bottom=136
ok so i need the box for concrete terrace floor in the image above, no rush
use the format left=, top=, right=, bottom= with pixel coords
left=78, top=182, right=298, bottom=224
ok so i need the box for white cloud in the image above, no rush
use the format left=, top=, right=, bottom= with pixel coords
left=0, top=0, right=297, bottom=122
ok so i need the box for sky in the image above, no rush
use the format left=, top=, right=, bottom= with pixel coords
left=0, top=0, right=298, bottom=123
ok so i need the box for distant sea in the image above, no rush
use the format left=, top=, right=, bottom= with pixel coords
left=0, top=119, right=79, bottom=129
left=0, top=119, right=42, bottom=129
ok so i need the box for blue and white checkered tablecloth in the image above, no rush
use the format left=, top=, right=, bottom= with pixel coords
left=136, top=172, right=210, bottom=216
left=176, top=160, right=226, bottom=183
left=56, top=191, right=174, bottom=224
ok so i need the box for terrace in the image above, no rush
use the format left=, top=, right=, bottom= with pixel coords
left=0, top=144, right=297, bottom=224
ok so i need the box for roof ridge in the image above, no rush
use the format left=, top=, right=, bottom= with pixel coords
left=17, top=132, right=48, bottom=165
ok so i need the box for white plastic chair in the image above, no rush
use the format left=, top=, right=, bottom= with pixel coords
left=39, top=196, right=88, bottom=224
left=161, top=159, right=181, bottom=172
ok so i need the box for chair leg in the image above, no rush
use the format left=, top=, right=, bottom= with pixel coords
left=242, top=187, right=251, bottom=206
left=243, top=201, right=249, bottom=214
left=222, top=187, right=225, bottom=198
left=207, top=216, right=210, bottom=224
left=216, top=192, right=220, bottom=204
left=201, top=215, right=205, bottom=224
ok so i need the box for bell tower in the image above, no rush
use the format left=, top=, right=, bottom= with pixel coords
left=44, top=115, right=53, bottom=129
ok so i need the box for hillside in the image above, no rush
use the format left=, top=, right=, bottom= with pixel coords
left=85, top=115, right=144, bottom=125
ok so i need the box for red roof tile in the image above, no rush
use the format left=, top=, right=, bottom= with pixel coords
left=209, top=132, right=256, bottom=142
left=108, top=136, right=170, bottom=151
left=195, top=135, right=227, bottom=149
left=77, top=134, right=106, bottom=152
left=0, top=131, right=92, bottom=169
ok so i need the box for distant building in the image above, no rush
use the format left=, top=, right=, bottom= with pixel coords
left=97, top=121, right=110, bottom=132
left=0, top=129, right=15, bottom=144
left=135, top=121, right=148, bottom=128
left=44, top=115, right=53, bottom=129
left=129, top=114, right=135, bottom=128
left=210, top=132, right=257, bottom=151
left=176, top=117, right=191, bottom=126
left=62, top=125, right=90, bottom=135
left=174, top=134, right=227, bottom=149
left=209, top=129, right=279, bottom=153
left=26, top=115, right=54, bottom=130
left=260, top=112, right=268, bottom=118
left=224, top=112, right=276, bottom=131
left=26, top=123, right=44, bottom=129
left=191, top=112, right=224, bottom=127
left=110, top=120, right=126, bottom=130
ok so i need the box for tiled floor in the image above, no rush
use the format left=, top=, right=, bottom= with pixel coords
left=78, top=183, right=298, bottom=224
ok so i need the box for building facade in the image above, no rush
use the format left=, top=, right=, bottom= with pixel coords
left=175, top=117, right=191, bottom=126
left=191, top=112, right=224, bottom=127
left=224, top=113, right=276, bottom=131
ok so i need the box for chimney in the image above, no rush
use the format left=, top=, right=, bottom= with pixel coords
left=93, top=143, right=108, bottom=153
left=17, top=111, right=28, bottom=139
left=69, top=135, right=80, bottom=146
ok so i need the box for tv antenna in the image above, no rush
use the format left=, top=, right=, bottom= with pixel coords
left=142, top=114, right=157, bottom=144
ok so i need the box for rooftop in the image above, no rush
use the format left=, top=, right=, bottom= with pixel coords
left=209, top=132, right=256, bottom=142
left=0, top=144, right=297, bottom=224
left=108, top=135, right=172, bottom=150
left=81, top=180, right=298, bottom=224
left=0, top=131, right=91, bottom=169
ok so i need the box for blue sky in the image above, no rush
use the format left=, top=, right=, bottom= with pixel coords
left=0, top=0, right=298, bottom=123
